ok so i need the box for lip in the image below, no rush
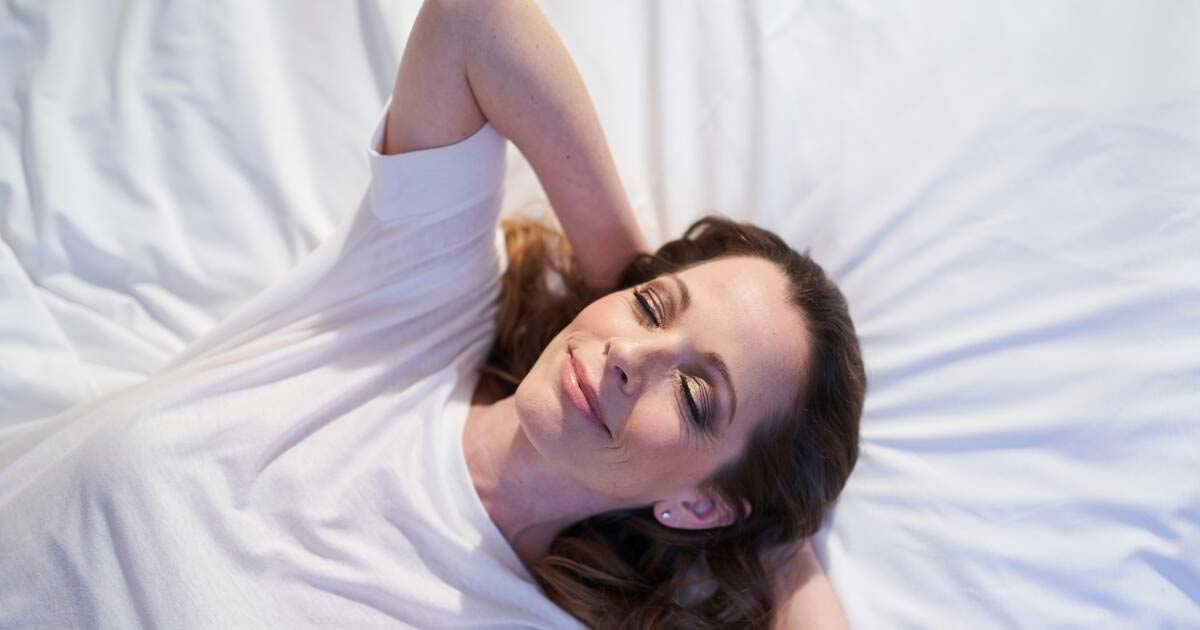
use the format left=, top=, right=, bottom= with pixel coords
left=562, top=350, right=610, bottom=437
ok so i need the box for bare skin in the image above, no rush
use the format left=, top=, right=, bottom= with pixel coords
left=387, top=1, right=850, bottom=627
left=385, top=0, right=647, bottom=292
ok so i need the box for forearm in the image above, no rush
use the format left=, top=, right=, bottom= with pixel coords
left=770, top=541, right=851, bottom=630
left=447, top=0, right=648, bottom=290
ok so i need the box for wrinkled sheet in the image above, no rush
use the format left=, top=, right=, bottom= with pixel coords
left=2, top=1, right=1198, bottom=627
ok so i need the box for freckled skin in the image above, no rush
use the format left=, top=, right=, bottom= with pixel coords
left=513, top=256, right=810, bottom=507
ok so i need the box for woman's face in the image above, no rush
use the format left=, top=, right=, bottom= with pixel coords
left=514, top=255, right=810, bottom=522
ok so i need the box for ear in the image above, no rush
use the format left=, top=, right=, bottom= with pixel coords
left=654, top=496, right=752, bottom=530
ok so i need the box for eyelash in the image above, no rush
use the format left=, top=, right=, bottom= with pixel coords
left=632, top=286, right=711, bottom=433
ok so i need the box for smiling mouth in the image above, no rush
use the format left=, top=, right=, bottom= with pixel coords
left=563, top=350, right=610, bottom=437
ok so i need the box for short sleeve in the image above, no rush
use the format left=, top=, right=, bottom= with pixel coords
left=157, top=101, right=509, bottom=371
left=366, top=96, right=508, bottom=224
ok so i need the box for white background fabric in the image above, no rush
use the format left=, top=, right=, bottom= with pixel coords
left=1, top=1, right=1198, bottom=627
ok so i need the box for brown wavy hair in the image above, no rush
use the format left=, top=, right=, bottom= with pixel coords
left=480, top=211, right=865, bottom=629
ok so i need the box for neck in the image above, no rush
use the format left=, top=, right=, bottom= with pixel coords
left=462, top=394, right=627, bottom=573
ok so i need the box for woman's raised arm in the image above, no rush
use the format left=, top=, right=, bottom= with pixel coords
left=386, top=0, right=648, bottom=291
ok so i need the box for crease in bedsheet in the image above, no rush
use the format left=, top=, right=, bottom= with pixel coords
left=1135, top=550, right=1200, bottom=608
left=0, top=238, right=100, bottom=421
left=353, top=0, right=404, bottom=102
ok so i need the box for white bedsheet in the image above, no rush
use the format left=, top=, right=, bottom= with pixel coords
left=2, top=1, right=1198, bottom=627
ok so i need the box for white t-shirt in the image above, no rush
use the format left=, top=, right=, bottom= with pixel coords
left=0, top=102, right=586, bottom=630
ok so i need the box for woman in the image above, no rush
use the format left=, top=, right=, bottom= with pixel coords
left=0, top=0, right=862, bottom=628
left=396, top=1, right=863, bottom=627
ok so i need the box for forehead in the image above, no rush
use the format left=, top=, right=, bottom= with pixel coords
left=667, top=256, right=809, bottom=426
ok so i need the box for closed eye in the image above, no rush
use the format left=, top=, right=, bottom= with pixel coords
left=681, top=375, right=701, bottom=421
left=634, top=287, right=661, bottom=327
left=631, top=286, right=715, bottom=434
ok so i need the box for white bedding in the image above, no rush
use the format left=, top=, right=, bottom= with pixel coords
left=2, top=1, right=1198, bottom=627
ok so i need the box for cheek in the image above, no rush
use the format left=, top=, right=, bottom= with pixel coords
left=623, top=395, right=690, bottom=458
left=615, top=411, right=711, bottom=493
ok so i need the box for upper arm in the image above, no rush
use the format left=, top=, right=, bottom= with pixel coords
left=461, top=0, right=648, bottom=290
left=383, top=0, right=487, bottom=156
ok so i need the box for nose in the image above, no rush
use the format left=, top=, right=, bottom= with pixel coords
left=604, top=335, right=677, bottom=396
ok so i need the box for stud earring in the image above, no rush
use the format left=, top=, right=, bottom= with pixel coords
left=661, top=510, right=671, bottom=520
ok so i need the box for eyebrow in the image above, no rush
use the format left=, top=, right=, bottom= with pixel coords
left=657, top=272, right=738, bottom=428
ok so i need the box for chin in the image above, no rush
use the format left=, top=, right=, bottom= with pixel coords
left=512, top=360, right=566, bottom=448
